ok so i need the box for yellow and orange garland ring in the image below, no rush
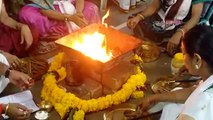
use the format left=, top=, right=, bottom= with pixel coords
left=41, top=53, right=147, bottom=120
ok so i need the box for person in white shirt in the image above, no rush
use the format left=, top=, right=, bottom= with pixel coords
left=125, top=25, right=213, bottom=120
left=0, top=53, right=34, bottom=119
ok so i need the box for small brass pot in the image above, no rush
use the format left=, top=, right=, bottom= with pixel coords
left=40, top=101, right=53, bottom=112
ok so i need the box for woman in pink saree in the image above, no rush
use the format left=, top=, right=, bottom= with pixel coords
left=0, top=0, right=38, bottom=58
left=19, top=0, right=101, bottom=39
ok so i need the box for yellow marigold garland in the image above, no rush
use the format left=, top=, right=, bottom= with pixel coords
left=41, top=53, right=146, bottom=119
left=131, top=90, right=144, bottom=99
left=73, top=110, right=85, bottom=120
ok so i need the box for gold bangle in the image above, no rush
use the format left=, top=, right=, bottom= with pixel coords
left=64, top=14, right=69, bottom=21
left=5, top=104, right=9, bottom=115
left=177, top=28, right=185, bottom=38
left=137, top=14, right=145, bottom=20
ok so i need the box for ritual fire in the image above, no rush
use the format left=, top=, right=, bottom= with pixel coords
left=67, top=31, right=113, bottom=63
left=67, top=10, right=112, bottom=63
left=55, top=11, right=142, bottom=99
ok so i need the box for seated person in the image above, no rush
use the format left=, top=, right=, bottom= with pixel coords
left=0, top=0, right=38, bottom=68
left=127, top=0, right=212, bottom=56
left=0, top=53, right=34, bottom=119
left=19, top=0, right=101, bottom=39
left=126, top=25, right=213, bottom=120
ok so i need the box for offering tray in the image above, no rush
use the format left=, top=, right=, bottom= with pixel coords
left=151, top=74, right=201, bottom=94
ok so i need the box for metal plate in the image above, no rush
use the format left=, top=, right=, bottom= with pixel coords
left=151, top=80, right=180, bottom=94
left=151, top=73, right=199, bottom=94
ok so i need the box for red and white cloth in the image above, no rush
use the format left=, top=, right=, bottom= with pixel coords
left=154, top=0, right=192, bottom=31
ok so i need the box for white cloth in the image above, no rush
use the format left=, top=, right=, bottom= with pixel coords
left=118, top=0, right=130, bottom=10
left=160, top=87, right=184, bottom=120
left=117, top=0, right=136, bottom=10
left=158, top=0, right=192, bottom=21
left=53, top=0, right=80, bottom=33
left=179, top=75, right=213, bottom=120
left=160, top=75, right=213, bottom=120
left=157, top=0, right=192, bottom=30
left=160, top=103, right=184, bottom=120
left=0, top=53, right=10, bottom=93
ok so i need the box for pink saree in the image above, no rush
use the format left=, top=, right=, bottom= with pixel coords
left=0, top=23, right=39, bottom=57
left=0, top=23, right=23, bottom=56
left=0, top=0, right=38, bottom=57
left=19, top=0, right=101, bottom=38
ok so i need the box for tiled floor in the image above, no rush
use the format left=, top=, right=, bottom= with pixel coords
left=2, top=1, right=171, bottom=120
left=102, top=1, right=148, bottom=34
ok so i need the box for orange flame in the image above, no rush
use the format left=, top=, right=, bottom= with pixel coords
left=72, top=32, right=113, bottom=63
left=102, top=10, right=110, bottom=27
left=69, top=10, right=112, bottom=62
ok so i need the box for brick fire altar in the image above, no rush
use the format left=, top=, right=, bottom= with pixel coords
left=54, top=24, right=142, bottom=99
left=41, top=23, right=147, bottom=119
left=56, top=24, right=141, bottom=99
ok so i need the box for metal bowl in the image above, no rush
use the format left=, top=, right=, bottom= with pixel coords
left=103, top=103, right=136, bottom=120
left=39, top=101, right=53, bottom=112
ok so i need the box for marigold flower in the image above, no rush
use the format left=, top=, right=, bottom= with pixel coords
left=41, top=53, right=147, bottom=118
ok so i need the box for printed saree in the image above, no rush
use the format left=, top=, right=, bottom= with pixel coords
left=19, top=0, right=100, bottom=38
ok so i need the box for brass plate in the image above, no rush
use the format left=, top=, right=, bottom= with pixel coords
left=103, top=103, right=136, bottom=120
left=151, top=73, right=198, bottom=94
left=151, top=80, right=180, bottom=94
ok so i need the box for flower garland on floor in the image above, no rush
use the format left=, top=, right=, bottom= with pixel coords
left=41, top=53, right=146, bottom=119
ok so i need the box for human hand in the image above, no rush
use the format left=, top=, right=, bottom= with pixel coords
left=76, top=12, right=84, bottom=18
left=20, top=25, right=33, bottom=50
left=127, top=16, right=141, bottom=29
left=3, top=103, right=32, bottom=120
left=138, top=96, right=157, bottom=113
left=124, top=96, right=156, bottom=119
left=2, top=52, right=23, bottom=69
left=167, top=32, right=182, bottom=56
left=8, top=70, right=34, bottom=90
left=67, top=14, right=88, bottom=28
